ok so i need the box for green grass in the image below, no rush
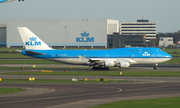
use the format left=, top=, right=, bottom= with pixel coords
left=0, top=67, right=91, bottom=70
left=0, top=53, right=31, bottom=58
left=163, top=49, right=180, bottom=57
left=0, top=48, right=24, bottom=52
left=0, top=87, right=26, bottom=94
left=1, top=71, right=180, bottom=77
left=163, top=58, right=180, bottom=64
left=0, top=48, right=179, bottom=59
left=0, top=60, right=59, bottom=64
left=0, top=79, right=130, bottom=83
left=90, top=97, right=180, bottom=108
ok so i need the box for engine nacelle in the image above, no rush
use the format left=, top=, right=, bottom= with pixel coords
left=103, top=61, right=115, bottom=67
left=120, top=61, right=130, bottom=68
left=100, top=61, right=130, bottom=68
left=115, top=61, right=130, bottom=68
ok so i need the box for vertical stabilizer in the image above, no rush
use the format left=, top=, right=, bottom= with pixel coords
left=18, top=27, right=52, bottom=50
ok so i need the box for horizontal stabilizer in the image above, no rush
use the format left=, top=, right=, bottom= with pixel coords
left=16, top=49, right=22, bottom=52
left=25, top=51, right=45, bottom=55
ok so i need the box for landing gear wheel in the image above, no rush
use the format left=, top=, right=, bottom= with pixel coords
left=103, top=68, right=109, bottom=70
left=153, top=64, right=158, bottom=70
left=92, top=67, right=109, bottom=70
left=154, top=67, right=157, bottom=70
left=92, top=67, right=100, bottom=70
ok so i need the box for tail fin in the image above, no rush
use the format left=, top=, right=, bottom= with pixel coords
left=18, top=27, right=52, bottom=50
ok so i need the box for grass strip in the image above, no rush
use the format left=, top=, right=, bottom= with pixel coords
left=0, top=67, right=91, bottom=70
left=0, top=48, right=180, bottom=58
left=0, top=58, right=179, bottom=64
left=163, top=58, right=180, bottom=64
left=1, top=71, right=180, bottom=76
left=0, top=79, right=131, bottom=83
left=90, top=97, right=180, bottom=108
left=0, top=53, right=31, bottom=58
left=0, top=87, right=26, bottom=94
left=0, top=60, right=59, bottom=64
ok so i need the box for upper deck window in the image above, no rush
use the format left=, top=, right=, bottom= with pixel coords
left=142, top=50, right=152, bottom=52
left=127, top=50, right=138, bottom=52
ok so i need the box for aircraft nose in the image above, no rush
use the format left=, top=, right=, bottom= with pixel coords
left=166, top=53, right=172, bottom=58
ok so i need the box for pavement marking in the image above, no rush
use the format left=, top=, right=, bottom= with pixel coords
left=1, top=84, right=179, bottom=105
left=47, top=93, right=180, bottom=108
left=0, top=89, right=121, bottom=105
left=46, top=84, right=180, bottom=108
left=123, top=84, right=180, bottom=92
left=0, top=88, right=55, bottom=97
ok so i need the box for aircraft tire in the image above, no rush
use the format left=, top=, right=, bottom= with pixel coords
left=92, top=67, right=109, bottom=70
left=103, top=68, right=109, bottom=70
left=92, top=67, right=100, bottom=70
left=154, top=67, right=157, bottom=70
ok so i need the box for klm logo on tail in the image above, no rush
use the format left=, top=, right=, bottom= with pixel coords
left=25, top=36, right=41, bottom=46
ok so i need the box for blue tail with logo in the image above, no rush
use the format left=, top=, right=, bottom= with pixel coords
left=18, top=27, right=52, bottom=50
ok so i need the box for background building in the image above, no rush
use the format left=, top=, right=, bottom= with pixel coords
left=159, top=37, right=173, bottom=47
left=0, top=21, right=6, bottom=46
left=0, top=19, right=119, bottom=48
left=120, top=19, right=156, bottom=42
left=108, top=34, right=146, bottom=48
left=0, top=18, right=157, bottom=48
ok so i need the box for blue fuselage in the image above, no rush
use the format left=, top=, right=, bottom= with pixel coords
left=22, top=47, right=172, bottom=65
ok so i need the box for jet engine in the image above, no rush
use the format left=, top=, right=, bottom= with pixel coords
left=115, top=61, right=130, bottom=68
left=96, top=60, right=130, bottom=68
left=101, top=61, right=115, bottom=67
left=119, top=61, right=130, bottom=68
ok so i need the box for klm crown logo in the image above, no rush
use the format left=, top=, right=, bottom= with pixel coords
left=142, top=52, right=150, bottom=56
left=76, top=31, right=94, bottom=42
left=29, top=36, right=37, bottom=41
left=81, top=31, right=90, bottom=37
left=25, top=36, right=41, bottom=46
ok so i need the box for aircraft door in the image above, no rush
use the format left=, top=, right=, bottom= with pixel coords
left=152, top=54, right=155, bottom=59
left=138, top=48, right=142, bottom=53
left=106, top=54, right=109, bottom=58
left=131, top=54, right=135, bottom=59
left=51, top=54, right=55, bottom=58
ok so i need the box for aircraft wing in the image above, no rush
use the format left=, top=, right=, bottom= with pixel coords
left=88, top=58, right=116, bottom=66
left=89, top=58, right=116, bottom=63
left=16, top=49, right=22, bottom=52
left=25, top=51, right=45, bottom=55
left=88, top=58, right=131, bottom=68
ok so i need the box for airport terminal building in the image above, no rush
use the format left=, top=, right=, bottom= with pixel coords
left=120, top=19, right=156, bottom=42
left=0, top=19, right=119, bottom=48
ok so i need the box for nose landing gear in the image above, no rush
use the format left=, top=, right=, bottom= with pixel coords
left=154, top=64, right=158, bottom=70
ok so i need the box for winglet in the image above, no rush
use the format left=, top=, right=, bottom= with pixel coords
left=18, top=27, right=52, bottom=50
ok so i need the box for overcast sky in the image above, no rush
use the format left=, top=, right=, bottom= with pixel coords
left=0, top=0, right=180, bottom=33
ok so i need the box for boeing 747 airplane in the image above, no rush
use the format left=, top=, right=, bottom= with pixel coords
left=18, top=27, right=172, bottom=70
left=0, top=0, right=24, bottom=3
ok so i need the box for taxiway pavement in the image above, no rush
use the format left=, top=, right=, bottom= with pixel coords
left=1, top=64, right=180, bottom=108
left=1, top=83, right=180, bottom=108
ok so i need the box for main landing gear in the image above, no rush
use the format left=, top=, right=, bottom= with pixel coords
left=153, top=64, right=158, bottom=70
left=92, top=67, right=109, bottom=70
